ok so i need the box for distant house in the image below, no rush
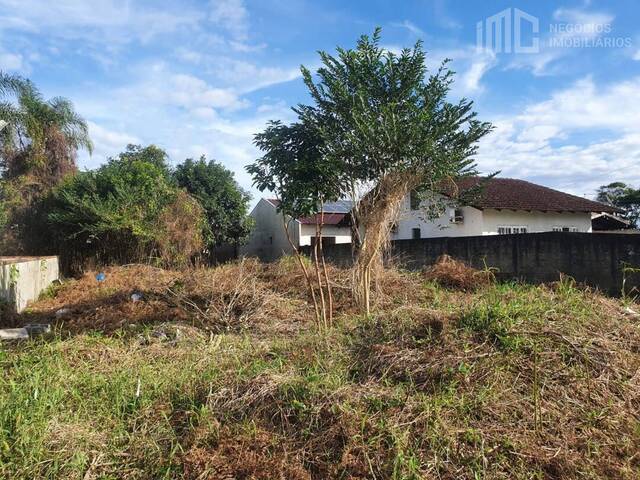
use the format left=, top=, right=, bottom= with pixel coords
left=242, top=178, right=623, bottom=261
left=591, top=212, right=631, bottom=231
left=240, top=198, right=353, bottom=261
left=392, top=177, right=622, bottom=240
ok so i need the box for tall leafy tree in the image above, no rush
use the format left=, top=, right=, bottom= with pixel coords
left=250, top=29, right=492, bottom=314
left=0, top=74, right=92, bottom=190
left=174, top=156, right=251, bottom=250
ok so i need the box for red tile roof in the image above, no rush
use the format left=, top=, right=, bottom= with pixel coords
left=448, top=177, right=621, bottom=214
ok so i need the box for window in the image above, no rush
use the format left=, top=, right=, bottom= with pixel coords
left=552, top=226, right=578, bottom=232
left=497, top=226, right=528, bottom=234
left=410, top=190, right=420, bottom=210
left=451, top=208, right=464, bottom=223
left=412, top=227, right=421, bottom=239
left=269, top=236, right=273, bottom=244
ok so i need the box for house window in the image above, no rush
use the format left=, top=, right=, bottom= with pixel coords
left=552, top=226, right=578, bottom=232
left=497, top=226, right=528, bottom=234
left=412, top=227, right=421, bottom=239
left=410, top=191, right=420, bottom=210
left=269, top=236, right=273, bottom=244
left=451, top=208, right=464, bottom=223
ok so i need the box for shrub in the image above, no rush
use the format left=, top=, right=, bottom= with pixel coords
left=47, top=145, right=205, bottom=271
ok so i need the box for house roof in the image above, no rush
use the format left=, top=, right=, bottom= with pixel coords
left=265, top=198, right=354, bottom=225
left=592, top=212, right=630, bottom=230
left=447, top=177, right=621, bottom=214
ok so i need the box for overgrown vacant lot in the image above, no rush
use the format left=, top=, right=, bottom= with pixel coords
left=1, top=259, right=639, bottom=479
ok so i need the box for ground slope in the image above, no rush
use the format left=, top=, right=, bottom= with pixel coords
left=1, top=259, right=639, bottom=479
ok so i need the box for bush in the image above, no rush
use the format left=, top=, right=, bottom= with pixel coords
left=47, top=145, right=205, bottom=272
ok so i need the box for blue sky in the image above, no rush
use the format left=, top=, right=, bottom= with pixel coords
left=1, top=0, right=639, bottom=202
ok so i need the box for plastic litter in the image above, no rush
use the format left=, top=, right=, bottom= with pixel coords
left=130, top=292, right=143, bottom=302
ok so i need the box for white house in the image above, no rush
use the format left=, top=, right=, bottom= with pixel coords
left=392, top=177, right=620, bottom=240
left=242, top=178, right=621, bottom=260
left=240, top=198, right=353, bottom=261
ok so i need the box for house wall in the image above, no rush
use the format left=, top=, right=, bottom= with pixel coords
left=240, top=199, right=298, bottom=262
left=481, top=209, right=592, bottom=234
left=393, top=194, right=485, bottom=239
left=299, top=224, right=352, bottom=246
left=393, top=193, right=593, bottom=239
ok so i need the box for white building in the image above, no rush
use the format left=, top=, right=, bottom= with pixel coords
left=242, top=178, right=621, bottom=260
left=240, top=199, right=353, bottom=261
left=392, top=177, right=620, bottom=240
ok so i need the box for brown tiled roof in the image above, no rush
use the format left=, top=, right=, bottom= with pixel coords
left=449, top=177, right=621, bottom=214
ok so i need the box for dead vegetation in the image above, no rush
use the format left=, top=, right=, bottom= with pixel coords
left=1, top=257, right=639, bottom=479
left=423, top=254, right=495, bottom=291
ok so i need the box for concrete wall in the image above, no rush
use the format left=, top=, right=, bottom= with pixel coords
left=0, top=256, right=59, bottom=312
left=312, top=233, right=640, bottom=295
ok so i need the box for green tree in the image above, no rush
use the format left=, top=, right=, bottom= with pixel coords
left=250, top=120, right=345, bottom=327
left=250, top=29, right=492, bottom=314
left=0, top=73, right=92, bottom=189
left=48, top=145, right=205, bottom=271
left=596, top=182, right=640, bottom=228
left=174, top=156, right=251, bottom=251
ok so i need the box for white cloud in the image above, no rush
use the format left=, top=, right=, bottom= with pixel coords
left=426, top=46, right=497, bottom=96
left=391, top=20, right=425, bottom=38
left=82, top=121, right=140, bottom=168
left=507, top=7, right=616, bottom=76
left=476, top=76, right=640, bottom=196
left=210, top=0, right=248, bottom=41
left=0, top=0, right=202, bottom=43
left=0, top=51, right=25, bottom=72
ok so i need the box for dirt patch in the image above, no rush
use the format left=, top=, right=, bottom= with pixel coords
left=182, top=427, right=311, bottom=480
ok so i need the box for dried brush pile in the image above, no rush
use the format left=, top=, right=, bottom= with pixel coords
left=423, top=254, right=494, bottom=291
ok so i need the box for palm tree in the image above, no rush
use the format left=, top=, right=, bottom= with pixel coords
left=0, top=71, right=93, bottom=253
left=0, top=71, right=93, bottom=191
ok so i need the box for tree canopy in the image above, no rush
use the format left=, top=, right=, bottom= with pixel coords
left=174, top=156, right=251, bottom=249
left=249, top=29, right=492, bottom=313
left=596, top=182, right=640, bottom=228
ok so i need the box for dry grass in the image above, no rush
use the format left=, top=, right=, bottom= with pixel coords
left=1, top=258, right=639, bottom=479
left=423, top=254, right=495, bottom=291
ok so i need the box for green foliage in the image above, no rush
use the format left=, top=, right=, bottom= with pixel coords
left=47, top=144, right=205, bottom=270
left=596, top=181, right=640, bottom=227
left=0, top=71, right=93, bottom=254
left=250, top=121, right=345, bottom=219
left=174, top=156, right=251, bottom=248
left=250, top=30, right=492, bottom=220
